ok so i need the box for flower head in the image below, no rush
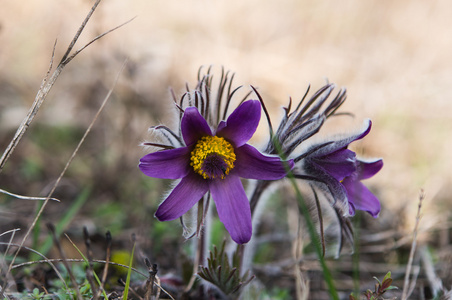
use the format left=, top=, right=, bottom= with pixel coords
left=298, top=120, right=383, bottom=217
left=139, top=100, right=294, bottom=244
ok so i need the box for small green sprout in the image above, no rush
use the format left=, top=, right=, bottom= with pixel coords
left=350, top=271, right=398, bottom=300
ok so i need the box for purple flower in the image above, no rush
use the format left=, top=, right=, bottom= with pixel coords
left=139, top=100, right=294, bottom=244
left=300, top=120, right=383, bottom=217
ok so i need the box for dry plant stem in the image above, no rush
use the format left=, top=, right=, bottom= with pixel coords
left=0, top=0, right=100, bottom=173
left=150, top=266, right=159, bottom=300
left=1, top=229, right=20, bottom=261
left=83, top=228, right=99, bottom=300
left=99, top=231, right=112, bottom=297
left=0, top=0, right=132, bottom=173
left=401, top=190, right=425, bottom=300
left=5, top=60, right=127, bottom=283
left=0, top=188, right=60, bottom=202
left=0, top=41, right=57, bottom=173
left=119, top=278, right=142, bottom=299
left=184, top=229, right=206, bottom=294
left=420, top=245, right=442, bottom=296
left=59, top=0, right=102, bottom=64
left=47, top=224, right=83, bottom=300
left=144, top=259, right=159, bottom=300
left=288, top=196, right=309, bottom=300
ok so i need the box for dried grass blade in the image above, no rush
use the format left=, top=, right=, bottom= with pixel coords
left=63, top=16, right=135, bottom=65
left=0, top=189, right=60, bottom=202
left=401, top=190, right=425, bottom=300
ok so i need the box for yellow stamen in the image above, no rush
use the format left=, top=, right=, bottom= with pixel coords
left=190, top=136, right=236, bottom=179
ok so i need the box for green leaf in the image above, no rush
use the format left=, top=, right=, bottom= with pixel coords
left=381, top=278, right=393, bottom=291
left=64, top=234, right=109, bottom=299
left=122, top=239, right=136, bottom=300
left=382, top=271, right=392, bottom=283
left=32, top=187, right=91, bottom=260
left=198, top=240, right=254, bottom=296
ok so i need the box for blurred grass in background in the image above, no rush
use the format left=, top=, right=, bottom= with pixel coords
left=1, top=0, right=452, bottom=298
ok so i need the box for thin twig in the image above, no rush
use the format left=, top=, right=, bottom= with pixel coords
left=0, top=0, right=130, bottom=173
left=0, top=188, right=60, bottom=202
left=99, top=231, right=112, bottom=296
left=63, top=17, right=136, bottom=65
left=83, top=227, right=99, bottom=300
left=0, top=41, right=57, bottom=173
left=144, top=258, right=160, bottom=300
left=420, top=244, right=443, bottom=296
left=1, top=229, right=20, bottom=260
left=119, top=278, right=143, bottom=300
left=59, top=0, right=102, bottom=63
left=401, top=190, right=425, bottom=300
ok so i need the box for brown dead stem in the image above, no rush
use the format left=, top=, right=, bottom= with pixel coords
left=401, top=190, right=425, bottom=300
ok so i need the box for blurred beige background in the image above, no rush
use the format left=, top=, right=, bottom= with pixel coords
left=1, top=0, right=451, bottom=231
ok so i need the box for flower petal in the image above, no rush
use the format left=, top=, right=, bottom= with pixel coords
left=357, top=159, right=383, bottom=180
left=155, top=173, right=209, bottom=221
left=216, top=100, right=261, bottom=147
left=216, top=120, right=226, bottom=132
left=342, top=178, right=380, bottom=217
left=181, top=107, right=212, bottom=146
left=311, top=148, right=356, bottom=181
left=139, top=147, right=192, bottom=179
left=210, top=175, right=252, bottom=244
left=234, top=144, right=294, bottom=180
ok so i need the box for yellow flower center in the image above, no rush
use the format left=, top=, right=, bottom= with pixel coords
left=190, top=136, right=236, bottom=179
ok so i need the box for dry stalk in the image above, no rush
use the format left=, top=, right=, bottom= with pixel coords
left=144, top=258, right=160, bottom=300
left=0, top=0, right=102, bottom=173
left=0, top=0, right=132, bottom=188
left=119, top=278, right=143, bottom=300
left=420, top=245, right=443, bottom=297
left=99, top=231, right=112, bottom=297
left=401, top=189, right=425, bottom=300
left=288, top=194, right=309, bottom=300
left=83, top=227, right=99, bottom=300
left=47, top=223, right=83, bottom=300
left=1, top=229, right=20, bottom=261
left=0, top=188, right=60, bottom=202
